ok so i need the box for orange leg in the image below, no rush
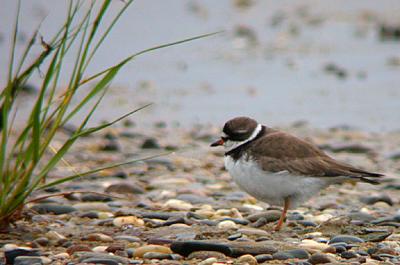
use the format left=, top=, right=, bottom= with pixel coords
left=274, top=197, right=290, bottom=231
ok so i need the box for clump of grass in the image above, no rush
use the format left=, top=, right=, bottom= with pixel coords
left=0, top=0, right=217, bottom=231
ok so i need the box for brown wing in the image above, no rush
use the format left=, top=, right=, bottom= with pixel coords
left=249, top=131, right=383, bottom=184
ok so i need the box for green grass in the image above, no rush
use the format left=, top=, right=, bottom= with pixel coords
left=0, top=0, right=218, bottom=230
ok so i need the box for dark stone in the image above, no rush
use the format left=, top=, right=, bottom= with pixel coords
left=141, top=138, right=161, bottom=149
left=80, top=212, right=99, bottom=219
left=272, top=249, right=310, bottom=260
left=5, top=249, right=40, bottom=264
left=341, top=251, right=358, bottom=259
left=170, top=241, right=277, bottom=258
left=360, top=195, right=393, bottom=206
left=77, top=252, right=129, bottom=264
left=114, top=235, right=141, bottom=243
left=100, top=140, right=120, bottom=151
left=255, top=254, right=273, bottom=263
left=288, top=212, right=305, bottom=221
left=251, top=217, right=268, bottom=228
left=33, top=237, right=49, bottom=247
left=297, top=220, right=317, bottom=227
left=308, top=253, right=333, bottom=264
left=30, top=203, right=76, bottom=215
left=14, top=256, right=43, bottom=265
left=80, top=258, right=119, bottom=265
left=329, top=235, right=364, bottom=244
left=112, top=171, right=128, bottom=179
left=80, top=193, right=112, bottom=202
left=247, top=210, right=281, bottom=223
left=221, top=218, right=249, bottom=225
left=347, top=211, right=375, bottom=222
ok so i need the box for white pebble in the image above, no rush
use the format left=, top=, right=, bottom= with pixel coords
left=217, top=220, right=238, bottom=229
left=198, top=257, right=218, bottom=265
left=163, top=199, right=193, bottom=211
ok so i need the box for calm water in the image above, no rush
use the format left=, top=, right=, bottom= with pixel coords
left=1, top=0, right=400, bottom=131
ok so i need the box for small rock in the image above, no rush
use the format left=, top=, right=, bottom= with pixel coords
left=66, top=244, right=92, bottom=255
left=142, top=252, right=173, bottom=259
left=105, top=244, right=125, bottom=253
left=163, top=199, right=193, bottom=211
left=5, top=248, right=40, bottom=264
left=341, top=251, right=358, bottom=259
left=45, top=231, right=66, bottom=241
left=113, top=216, right=145, bottom=227
left=272, top=249, right=310, bottom=260
left=255, top=254, right=273, bottom=263
left=92, top=246, right=108, bottom=253
left=134, top=245, right=172, bottom=258
left=141, top=138, right=161, bottom=149
left=80, top=193, right=112, bottom=202
left=86, top=233, right=113, bottom=242
left=105, top=182, right=145, bottom=194
left=53, top=253, right=70, bottom=259
left=14, top=256, right=46, bottom=265
left=217, top=220, right=238, bottom=229
left=73, top=202, right=111, bottom=212
left=237, top=254, right=258, bottom=265
left=33, top=237, right=49, bottom=247
left=114, top=235, right=141, bottom=243
left=100, top=140, right=120, bottom=151
left=198, top=257, right=218, bottom=265
left=237, top=228, right=269, bottom=237
left=329, top=235, right=364, bottom=244
left=75, top=252, right=129, bottom=264
left=228, top=233, right=242, bottom=241
left=188, top=251, right=226, bottom=260
left=30, top=203, right=76, bottom=215
left=80, top=258, right=119, bottom=265
left=360, top=195, right=393, bottom=206
left=247, top=210, right=281, bottom=223
left=308, top=253, right=335, bottom=264
left=299, top=240, right=331, bottom=253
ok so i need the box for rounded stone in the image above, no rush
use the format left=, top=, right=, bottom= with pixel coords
left=329, top=235, right=364, bottom=244
left=188, top=251, right=227, bottom=260
left=134, top=245, right=172, bottom=258
left=198, top=257, right=218, bottom=265
left=255, top=254, right=273, bottom=263
left=163, top=199, right=193, bottom=211
left=86, top=233, right=113, bottom=242
left=237, top=254, right=258, bottom=265
left=308, top=253, right=335, bottom=264
left=113, top=216, right=145, bottom=227
left=143, top=252, right=173, bottom=259
left=217, top=220, right=238, bottom=229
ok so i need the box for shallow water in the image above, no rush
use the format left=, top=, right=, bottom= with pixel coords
left=1, top=0, right=400, bottom=131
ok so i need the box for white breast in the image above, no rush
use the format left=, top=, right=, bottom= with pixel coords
left=224, top=155, right=330, bottom=207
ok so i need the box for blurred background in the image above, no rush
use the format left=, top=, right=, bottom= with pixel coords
left=1, top=0, right=400, bottom=132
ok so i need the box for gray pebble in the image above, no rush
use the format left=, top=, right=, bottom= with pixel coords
left=308, top=253, right=334, bottom=264
left=341, top=251, right=358, bottom=259
left=80, top=258, right=119, bottom=265
left=272, top=249, right=310, bottom=260
left=329, top=235, right=364, bottom=244
left=255, top=254, right=273, bottom=263
left=143, top=252, right=173, bottom=260
left=14, top=256, right=43, bottom=265
left=30, top=203, right=76, bottom=215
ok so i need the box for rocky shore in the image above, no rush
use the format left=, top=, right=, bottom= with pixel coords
left=1, top=121, right=399, bottom=264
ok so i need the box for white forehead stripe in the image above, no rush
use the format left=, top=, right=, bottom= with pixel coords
left=224, top=123, right=262, bottom=152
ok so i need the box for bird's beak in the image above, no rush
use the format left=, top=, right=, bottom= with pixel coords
left=210, top=138, right=224, bottom=147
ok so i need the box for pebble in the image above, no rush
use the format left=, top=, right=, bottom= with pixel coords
left=255, top=254, right=273, bottom=263
left=188, top=251, right=227, bottom=260
left=5, top=248, right=41, bottom=264
left=141, top=137, right=161, bottom=149
left=308, top=253, right=335, bottom=264
left=329, top=235, right=364, bottom=244
left=163, top=199, right=193, bottom=211
left=113, top=216, right=145, bottom=227
left=86, top=233, right=113, bottom=242
left=14, top=256, right=50, bottom=265
left=272, top=249, right=310, bottom=260
left=198, top=257, right=218, bottom=265
left=246, top=210, right=281, bottom=223
left=80, top=258, right=120, bottom=265
left=341, top=251, right=358, bottom=259
left=142, top=252, right=174, bottom=259
left=66, top=244, right=92, bottom=255
left=45, top=231, right=66, bottom=241
left=92, top=246, right=109, bottom=252
left=80, top=193, right=112, bottom=202
left=134, top=245, right=172, bottom=258
left=237, top=228, right=269, bottom=236
left=75, top=252, right=130, bottom=264
left=217, top=220, right=238, bottom=229
left=114, top=235, right=141, bottom=243
left=73, top=202, right=111, bottom=212
left=105, top=182, right=145, bottom=194
left=360, top=195, right=393, bottom=206
left=237, top=254, right=258, bottom=265
left=53, top=252, right=70, bottom=259
left=30, top=203, right=77, bottom=214
left=299, top=240, right=331, bottom=253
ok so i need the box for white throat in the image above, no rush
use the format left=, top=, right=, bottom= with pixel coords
left=224, top=124, right=262, bottom=152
